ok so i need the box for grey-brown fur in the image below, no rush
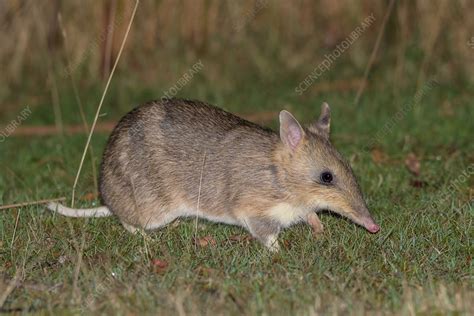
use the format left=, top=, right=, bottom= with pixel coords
left=52, top=98, right=379, bottom=251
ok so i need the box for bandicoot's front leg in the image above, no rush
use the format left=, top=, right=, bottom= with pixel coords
left=244, top=217, right=281, bottom=252
left=306, top=212, right=324, bottom=235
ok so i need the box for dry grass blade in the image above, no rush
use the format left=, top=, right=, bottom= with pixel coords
left=405, top=152, right=421, bottom=176
left=0, top=270, right=21, bottom=308
left=354, top=0, right=396, bottom=105
left=193, top=236, right=217, bottom=247
left=71, top=0, right=140, bottom=207
left=194, top=151, right=207, bottom=250
left=416, top=0, right=448, bottom=91
left=0, top=197, right=66, bottom=210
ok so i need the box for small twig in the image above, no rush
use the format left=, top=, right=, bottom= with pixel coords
left=0, top=271, right=21, bottom=308
left=10, top=209, right=21, bottom=258
left=0, top=197, right=66, bottom=210
left=194, top=151, right=207, bottom=250
left=30, top=3, right=63, bottom=136
left=19, top=282, right=62, bottom=292
left=49, top=64, right=63, bottom=136
left=71, top=0, right=140, bottom=207
left=102, top=0, right=117, bottom=79
left=354, top=0, right=396, bottom=105
left=0, top=253, right=28, bottom=309
left=171, top=290, right=188, bottom=316
left=71, top=228, right=85, bottom=304
left=415, top=0, right=447, bottom=92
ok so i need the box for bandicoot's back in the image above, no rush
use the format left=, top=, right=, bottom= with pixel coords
left=49, top=98, right=379, bottom=252
left=99, top=99, right=282, bottom=228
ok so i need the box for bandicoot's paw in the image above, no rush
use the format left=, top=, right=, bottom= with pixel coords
left=264, top=235, right=280, bottom=252
left=307, top=212, right=324, bottom=236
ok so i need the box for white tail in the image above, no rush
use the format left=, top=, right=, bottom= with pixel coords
left=47, top=202, right=112, bottom=218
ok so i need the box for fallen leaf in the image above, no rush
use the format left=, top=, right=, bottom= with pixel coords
left=227, top=234, right=252, bottom=244
left=440, top=100, right=454, bottom=117
left=282, top=239, right=292, bottom=249
left=82, top=192, right=97, bottom=201
left=195, top=266, right=216, bottom=277
left=193, top=236, right=217, bottom=247
left=410, top=179, right=428, bottom=188
left=151, top=259, right=168, bottom=273
left=371, top=148, right=388, bottom=164
left=152, top=259, right=168, bottom=268
left=405, top=153, right=421, bottom=176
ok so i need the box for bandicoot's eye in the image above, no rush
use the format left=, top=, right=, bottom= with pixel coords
left=320, top=171, right=333, bottom=184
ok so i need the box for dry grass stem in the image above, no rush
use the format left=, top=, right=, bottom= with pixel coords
left=0, top=197, right=66, bottom=211
left=71, top=0, right=140, bottom=207
left=354, top=0, right=396, bottom=105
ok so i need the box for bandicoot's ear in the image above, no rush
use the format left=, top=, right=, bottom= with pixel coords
left=309, top=102, right=331, bottom=137
left=279, top=110, right=304, bottom=151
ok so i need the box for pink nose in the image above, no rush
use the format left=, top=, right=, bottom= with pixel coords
left=366, top=223, right=380, bottom=233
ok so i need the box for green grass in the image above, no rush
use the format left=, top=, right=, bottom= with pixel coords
left=0, top=73, right=473, bottom=314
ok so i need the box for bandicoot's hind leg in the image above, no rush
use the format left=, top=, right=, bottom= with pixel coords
left=244, top=217, right=281, bottom=252
left=122, top=222, right=140, bottom=234
left=121, top=208, right=181, bottom=235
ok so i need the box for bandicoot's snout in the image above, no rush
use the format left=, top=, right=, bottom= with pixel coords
left=360, top=216, right=380, bottom=233
left=345, top=206, right=380, bottom=234
left=331, top=205, right=381, bottom=234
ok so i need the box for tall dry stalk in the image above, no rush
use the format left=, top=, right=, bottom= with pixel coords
left=100, top=0, right=117, bottom=80
left=393, top=0, right=410, bottom=96
left=416, top=0, right=448, bottom=92
left=354, top=0, right=396, bottom=106
left=71, top=0, right=140, bottom=207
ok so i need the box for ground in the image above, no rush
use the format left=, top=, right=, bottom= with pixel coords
left=0, top=73, right=472, bottom=314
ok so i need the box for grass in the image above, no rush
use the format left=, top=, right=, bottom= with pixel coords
left=0, top=69, right=473, bottom=314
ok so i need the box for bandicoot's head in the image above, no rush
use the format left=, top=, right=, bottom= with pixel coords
left=277, top=102, right=380, bottom=233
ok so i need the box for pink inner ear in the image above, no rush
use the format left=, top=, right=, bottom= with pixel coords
left=287, top=124, right=302, bottom=149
